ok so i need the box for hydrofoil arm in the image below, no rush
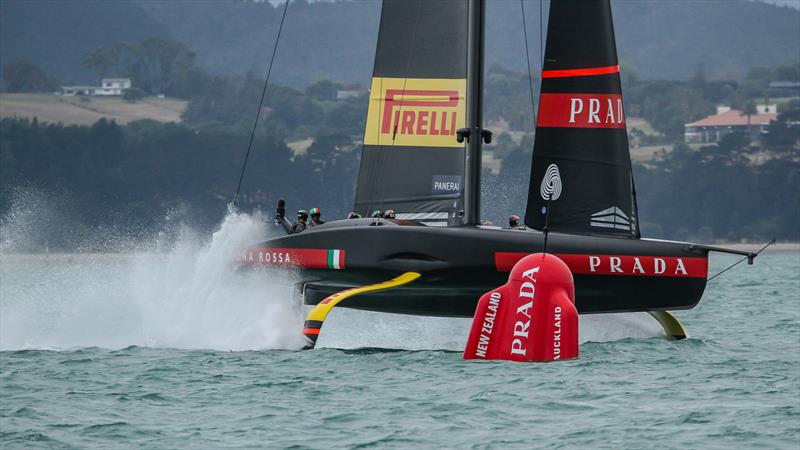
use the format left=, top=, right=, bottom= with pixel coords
left=647, top=311, right=687, bottom=340
left=302, top=272, right=421, bottom=349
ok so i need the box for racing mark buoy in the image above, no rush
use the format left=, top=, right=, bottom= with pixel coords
left=464, top=253, right=578, bottom=362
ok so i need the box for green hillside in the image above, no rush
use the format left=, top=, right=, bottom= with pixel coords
left=0, top=94, right=186, bottom=126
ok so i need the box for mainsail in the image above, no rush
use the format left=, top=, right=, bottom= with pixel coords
left=354, top=0, right=468, bottom=225
left=524, top=0, right=639, bottom=237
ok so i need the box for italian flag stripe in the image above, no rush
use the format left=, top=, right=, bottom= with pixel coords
left=327, top=249, right=344, bottom=269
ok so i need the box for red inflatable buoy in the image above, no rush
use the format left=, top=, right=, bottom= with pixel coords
left=464, top=253, right=579, bottom=362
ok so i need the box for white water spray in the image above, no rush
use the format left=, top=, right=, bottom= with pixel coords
left=131, top=209, right=307, bottom=351
left=0, top=200, right=307, bottom=351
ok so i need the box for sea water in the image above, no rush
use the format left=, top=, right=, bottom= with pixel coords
left=1, top=211, right=798, bottom=448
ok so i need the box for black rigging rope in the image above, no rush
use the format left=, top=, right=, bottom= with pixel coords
left=232, top=0, right=291, bottom=208
left=707, top=239, right=775, bottom=282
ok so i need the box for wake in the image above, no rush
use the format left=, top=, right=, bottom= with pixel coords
left=316, top=309, right=666, bottom=351
left=1, top=201, right=307, bottom=351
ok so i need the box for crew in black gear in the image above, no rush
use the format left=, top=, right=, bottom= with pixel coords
left=292, top=210, right=309, bottom=234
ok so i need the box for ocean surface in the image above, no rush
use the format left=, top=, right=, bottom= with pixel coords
left=1, top=214, right=798, bottom=448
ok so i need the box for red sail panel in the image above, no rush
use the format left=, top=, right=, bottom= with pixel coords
left=537, top=93, right=625, bottom=129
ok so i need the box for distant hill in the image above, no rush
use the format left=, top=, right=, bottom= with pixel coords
left=2, top=0, right=798, bottom=86
left=0, top=94, right=186, bottom=126
left=0, top=0, right=169, bottom=84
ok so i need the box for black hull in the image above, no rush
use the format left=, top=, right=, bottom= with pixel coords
left=241, top=219, right=709, bottom=317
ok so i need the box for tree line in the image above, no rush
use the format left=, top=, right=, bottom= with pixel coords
left=0, top=116, right=361, bottom=250
left=2, top=101, right=797, bottom=251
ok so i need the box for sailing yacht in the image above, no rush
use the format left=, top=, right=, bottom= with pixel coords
left=239, top=0, right=752, bottom=325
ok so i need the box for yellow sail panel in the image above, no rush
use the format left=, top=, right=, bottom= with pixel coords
left=363, top=77, right=466, bottom=148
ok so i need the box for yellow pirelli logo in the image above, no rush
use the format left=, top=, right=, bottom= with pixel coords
left=364, top=77, right=467, bottom=148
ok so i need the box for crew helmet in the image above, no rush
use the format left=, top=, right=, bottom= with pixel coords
left=297, top=209, right=309, bottom=220
left=347, top=212, right=361, bottom=219
left=309, top=207, right=321, bottom=217
left=384, top=209, right=396, bottom=219
left=509, top=214, right=520, bottom=227
left=371, top=210, right=383, bottom=218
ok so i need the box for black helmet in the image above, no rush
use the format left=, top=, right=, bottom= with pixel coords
left=509, top=214, right=520, bottom=227
left=297, top=209, right=309, bottom=220
left=384, top=209, right=396, bottom=219
left=347, top=212, right=361, bottom=219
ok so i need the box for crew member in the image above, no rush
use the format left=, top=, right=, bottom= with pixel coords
left=371, top=210, right=383, bottom=219
left=384, top=209, right=396, bottom=219
left=347, top=212, right=361, bottom=219
left=292, top=210, right=309, bottom=234
left=508, top=214, right=521, bottom=228
left=309, top=207, right=325, bottom=227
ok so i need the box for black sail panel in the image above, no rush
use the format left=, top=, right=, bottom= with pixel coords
left=354, top=0, right=468, bottom=225
left=524, top=0, right=639, bottom=237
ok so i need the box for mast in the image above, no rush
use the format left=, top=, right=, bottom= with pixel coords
left=462, top=0, right=486, bottom=226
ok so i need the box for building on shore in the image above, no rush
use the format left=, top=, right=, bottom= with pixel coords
left=684, top=105, right=777, bottom=144
left=59, top=78, right=132, bottom=97
left=769, top=81, right=800, bottom=98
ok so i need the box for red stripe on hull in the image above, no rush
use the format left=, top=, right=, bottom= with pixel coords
left=495, top=252, right=708, bottom=278
left=237, top=247, right=329, bottom=269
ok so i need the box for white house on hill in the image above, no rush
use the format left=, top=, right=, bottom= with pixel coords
left=59, top=78, right=132, bottom=97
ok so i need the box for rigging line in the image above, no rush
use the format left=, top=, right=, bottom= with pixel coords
left=707, top=238, right=775, bottom=282
left=232, top=0, right=291, bottom=208
left=539, top=0, right=543, bottom=67
left=391, top=0, right=424, bottom=142
left=520, top=0, right=537, bottom=127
